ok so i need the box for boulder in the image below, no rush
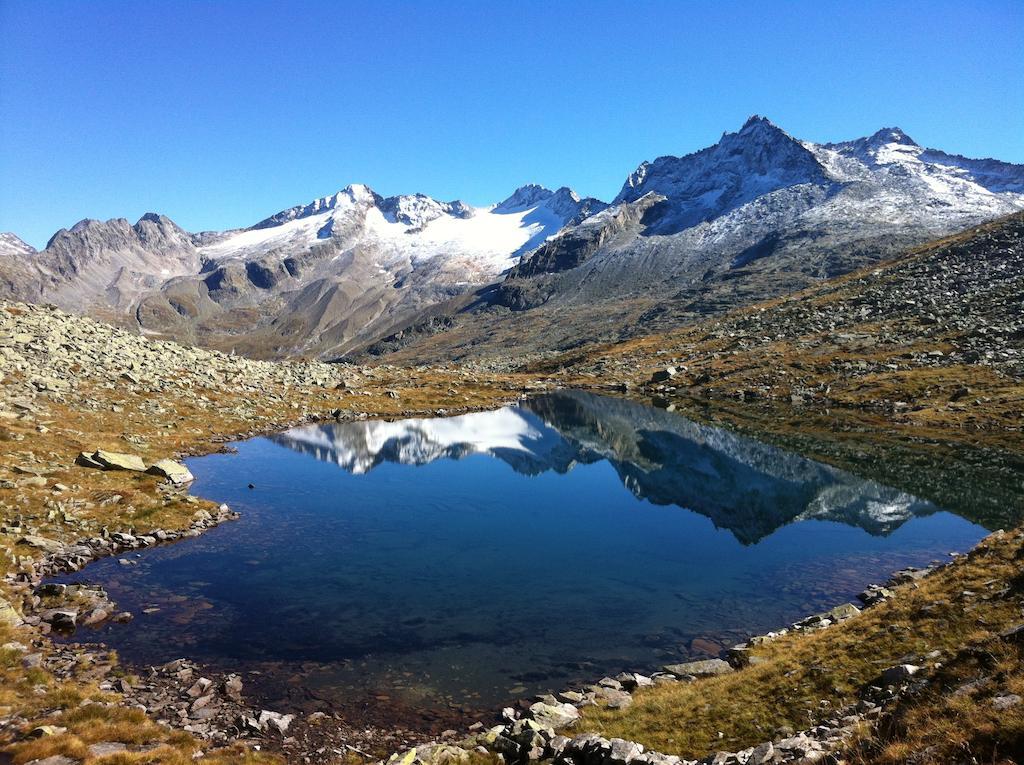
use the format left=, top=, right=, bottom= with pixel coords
left=223, top=674, right=243, bottom=701
left=650, top=367, right=678, bottom=383
left=75, top=451, right=104, bottom=469
left=857, top=584, right=895, bottom=606
left=44, top=609, right=78, bottom=631
left=17, top=535, right=64, bottom=553
left=747, top=742, right=774, bottom=765
left=879, top=664, right=921, bottom=685
left=257, top=709, right=294, bottom=735
left=92, top=450, right=147, bottom=472
left=999, top=623, right=1024, bottom=644
left=146, top=458, right=194, bottom=484
left=662, top=658, right=734, bottom=678
left=528, top=700, right=580, bottom=729
left=826, top=602, right=861, bottom=621
left=23, top=756, right=75, bottom=765
left=88, top=742, right=128, bottom=757
left=607, top=738, right=645, bottom=765
left=993, top=694, right=1022, bottom=711
left=387, top=745, right=471, bottom=765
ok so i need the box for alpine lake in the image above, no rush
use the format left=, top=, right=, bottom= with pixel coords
left=50, top=392, right=998, bottom=731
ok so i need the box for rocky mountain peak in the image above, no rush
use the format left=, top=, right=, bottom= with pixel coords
left=613, top=116, right=827, bottom=226
left=495, top=184, right=557, bottom=212
left=251, top=184, right=384, bottom=231
left=739, top=114, right=784, bottom=133
left=68, top=218, right=104, bottom=234
left=133, top=213, right=192, bottom=248
left=867, top=127, right=917, bottom=147
left=379, top=193, right=474, bottom=228
left=0, top=232, right=37, bottom=257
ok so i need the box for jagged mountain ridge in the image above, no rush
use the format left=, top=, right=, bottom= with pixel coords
left=270, top=391, right=942, bottom=544
left=0, top=183, right=600, bottom=356
left=370, top=118, right=1024, bottom=361
left=3, top=116, right=1023, bottom=360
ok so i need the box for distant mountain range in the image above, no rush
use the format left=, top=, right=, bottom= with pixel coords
left=270, top=390, right=943, bottom=544
left=2, top=117, right=1022, bottom=360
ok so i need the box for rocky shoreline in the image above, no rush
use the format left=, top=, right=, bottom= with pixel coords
left=376, top=554, right=966, bottom=765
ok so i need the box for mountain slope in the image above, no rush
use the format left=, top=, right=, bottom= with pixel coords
left=369, top=118, right=1024, bottom=363
left=0, top=184, right=600, bottom=357
left=3, top=117, right=1022, bottom=361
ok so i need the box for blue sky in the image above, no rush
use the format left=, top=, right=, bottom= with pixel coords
left=2, top=1, right=1022, bottom=248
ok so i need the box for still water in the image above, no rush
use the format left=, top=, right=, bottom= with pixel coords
left=54, top=392, right=987, bottom=725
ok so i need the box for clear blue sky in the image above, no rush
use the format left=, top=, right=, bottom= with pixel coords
left=2, top=0, right=1022, bottom=248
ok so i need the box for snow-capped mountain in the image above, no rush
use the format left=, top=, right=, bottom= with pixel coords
left=471, top=116, right=1024, bottom=354
left=271, top=391, right=943, bottom=543
left=195, top=183, right=592, bottom=276
left=0, top=233, right=36, bottom=258
left=613, top=115, right=833, bottom=231
left=2, top=116, right=1021, bottom=360
left=0, top=183, right=599, bottom=356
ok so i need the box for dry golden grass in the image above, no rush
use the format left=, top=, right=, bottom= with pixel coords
left=580, top=530, right=1024, bottom=760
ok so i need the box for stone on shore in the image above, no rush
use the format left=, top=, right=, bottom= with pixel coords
left=528, top=700, right=580, bottom=729
left=650, top=367, right=678, bottom=383
left=91, top=450, right=147, bottom=472
left=257, top=709, right=294, bottom=735
left=146, top=458, right=194, bottom=484
left=662, top=658, right=734, bottom=678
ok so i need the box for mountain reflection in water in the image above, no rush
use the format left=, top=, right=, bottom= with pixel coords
left=52, top=391, right=985, bottom=723
left=271, top=391, right=939, bottom=544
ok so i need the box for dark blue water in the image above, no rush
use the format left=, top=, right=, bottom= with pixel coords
left=55, top=392, right=987, bottom=726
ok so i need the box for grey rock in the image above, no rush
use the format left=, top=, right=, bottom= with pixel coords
left=879, top=664, right=921, bottom=685
left=146, top=458, right=194, bottom=484
left=528, top=700, right=580, bottom=729
left=92, top=450, right=147, bottom=472
left=257, top=709, right=294, bottom=735
left=663, top=658, right=734, bottom=678
left=993, top=694, right=1022, bottom=711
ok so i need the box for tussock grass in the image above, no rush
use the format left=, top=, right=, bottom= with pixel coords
left=580, top=530, right=1024, bottom=760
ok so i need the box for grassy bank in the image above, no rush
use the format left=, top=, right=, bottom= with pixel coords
left=580, top=528, right=1024, bottom=763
